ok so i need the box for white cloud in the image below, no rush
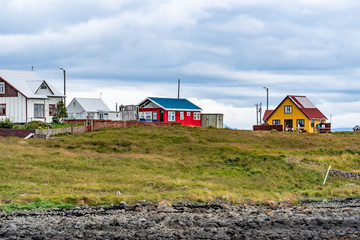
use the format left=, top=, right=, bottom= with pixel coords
left=2, top=0, right=360, bottom=129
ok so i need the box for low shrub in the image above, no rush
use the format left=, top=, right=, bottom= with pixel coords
left=24, top=121, right=50, bottom=129
left=0, top=118, right=14, bottom=129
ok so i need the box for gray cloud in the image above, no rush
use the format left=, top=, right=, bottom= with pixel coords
left=1, top=0, right=360, bottom=128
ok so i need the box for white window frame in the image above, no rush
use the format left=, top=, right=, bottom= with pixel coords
left=168, top=111, right=175, bottom=121
left=187, top=112, right=191, bottom=116
left=0, top=82, right=4, bottom=94
left=152, top=111, right=158, bottom=120
left=180, top=112, right=184, bottom=120
left=145, top=112, right=152, bottom=120
left=139, top=112, right=145, bottom=120
left=194, top=112, right=200, bottom=120
left=284, top=105, right=292, bottom=114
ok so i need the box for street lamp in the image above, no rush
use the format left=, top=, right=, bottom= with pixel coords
left=263, top=87, right=269, bottom=110
left=59, top=68, right=66, bottom=106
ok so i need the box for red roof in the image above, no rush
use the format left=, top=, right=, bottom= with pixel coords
left=263, top=95, right=327, bottom=121
left=262, top=110, right=274, bottom=121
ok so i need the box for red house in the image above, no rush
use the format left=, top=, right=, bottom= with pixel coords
left=138, top=97, right=202, bottom=126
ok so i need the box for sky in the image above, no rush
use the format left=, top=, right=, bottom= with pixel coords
left=1, top=0, right=360, bottom=129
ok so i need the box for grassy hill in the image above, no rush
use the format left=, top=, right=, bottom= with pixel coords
left=0, top=126, right=359, bottom=207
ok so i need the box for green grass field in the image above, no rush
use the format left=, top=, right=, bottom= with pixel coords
left=0, top=126, right=359, bottom=208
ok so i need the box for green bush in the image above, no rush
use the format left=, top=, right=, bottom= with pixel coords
left=24, top=121, right=50, bottom=129
left=0, top=118, right=14, bottom=129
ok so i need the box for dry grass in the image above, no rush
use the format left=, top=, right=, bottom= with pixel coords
left=0, top=126, right=359, bottom=206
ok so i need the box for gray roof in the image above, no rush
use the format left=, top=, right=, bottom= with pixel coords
left=73, top=98, right=110, bottom=112
left=0, top=69, right=63, bottom=98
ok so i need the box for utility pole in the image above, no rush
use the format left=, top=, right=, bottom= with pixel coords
left=263, top=87, right=269, bottom=110
left=59, top=68, right=66, bottom=106
left=178, top=79, right=180, bottom=99
left=259, top=102, right=262, bottom=125
left=255, top=103, right=259, bottom=125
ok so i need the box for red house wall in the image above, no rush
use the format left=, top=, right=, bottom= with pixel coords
left=139, top=108, right=201, bottom=126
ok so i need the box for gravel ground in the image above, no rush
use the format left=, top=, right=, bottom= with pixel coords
left=0, top=198, right=360, bottom=239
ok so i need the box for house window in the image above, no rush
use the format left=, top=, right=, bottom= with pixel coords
left=0, top=83, right=4, bottom=94
left=272, top=119, right=280, bottom=125
left=297, top=119, right=305, bottom=128
left=311, top=119, right=315, bottom=128
left=139, top=112, right=145, bottom=120
left=284, top=105, right=292, bottom=114
left=168, top=111, right=175, bottom=121
left=187, top=112, right=191, bottom=116
left=180, top=112, right=184, bottom=120
left=34, top=104, right=44, bottom=118
left=49, top=104, right=56, bottom=116
left=40, top=83, right=47, bottom=89
left=145, top=112, right=152, bottom=120
left=194, top=112, right=200, bottom=120
left=0, top=104, right=5, bottom=115
left=152, top=111, right=158, bottom=120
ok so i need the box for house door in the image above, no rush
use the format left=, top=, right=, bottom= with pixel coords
left=160, top=110, right=164, bottom=122
left=284, top=119, right=293, bottom=131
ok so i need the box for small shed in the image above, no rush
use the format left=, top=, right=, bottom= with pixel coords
left=119, top=105, right=138, bottom=121
left=353, top=125, right=360, bottom=132
left=201, top=113, right=223, bottom=128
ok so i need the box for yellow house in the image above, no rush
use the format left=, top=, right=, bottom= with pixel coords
left=263, top=95, right=328, bottom=133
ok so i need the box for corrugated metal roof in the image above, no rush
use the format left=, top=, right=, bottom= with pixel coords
left=74, top=98, right=110, bottom=112
left=145, top=97, right=202, bottom=111
left=0, top=69, right=63, bottom=98
left=289, top=96, right=316, bottom=108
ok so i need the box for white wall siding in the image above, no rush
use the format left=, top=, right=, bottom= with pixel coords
left=67, top=99, right=86, bottom=119
left=27, top=97, right=63, bottom=123
left=0, top=95, right=27, bottom=123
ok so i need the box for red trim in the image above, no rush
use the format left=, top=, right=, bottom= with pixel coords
left=0, top=103, right=6, bottom=116
left=0, top=76, right=27, bottom=98
left=26, top=98, right=28, bottom=123
left=49, top=104, right=56, bottom=116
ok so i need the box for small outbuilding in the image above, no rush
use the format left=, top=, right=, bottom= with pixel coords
left=67, top=98, right=120, bottom=120
left=119, top=105, right=138, bottom=121
left=201, top=113, right=223, bottom=128
left=138, top=97, right=202, bottom=126
left=353, top=125, right=360, bottom=132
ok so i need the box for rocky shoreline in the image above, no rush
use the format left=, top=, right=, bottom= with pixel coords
left=0, top=198, right=360, bottom=239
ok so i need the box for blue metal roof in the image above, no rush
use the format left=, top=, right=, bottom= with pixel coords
left=148, top=97, right=202, bottom=110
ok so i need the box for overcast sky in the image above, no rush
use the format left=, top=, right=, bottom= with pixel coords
left=2, top=0, right=360, bottom=129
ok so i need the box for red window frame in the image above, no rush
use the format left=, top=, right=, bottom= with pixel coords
left=0, top=104, right=5, bottom=116
left=49, top=104, right=56, bottom=116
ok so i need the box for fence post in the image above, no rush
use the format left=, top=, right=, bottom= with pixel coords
left=323, top=165, right=332, bottom=185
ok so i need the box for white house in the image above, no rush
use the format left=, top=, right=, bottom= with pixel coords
left=67, top=98, right=120, bottom=120
left=0, top=69, right=64, bottom=124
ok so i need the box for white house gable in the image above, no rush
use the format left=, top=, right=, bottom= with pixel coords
left=66, top=99, right=86, bottom=119
left=35, top=81, right=54, bottom=96
left=143, top=101, right=159, bottom=108
left=0, top=70, right=64, bottom=124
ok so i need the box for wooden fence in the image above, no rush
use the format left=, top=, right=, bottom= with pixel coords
left=253, top=124, right=283, bottom=131
left=0, top=129, right=35, bottom=138
left=35, top=121, right=181, bottom=138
